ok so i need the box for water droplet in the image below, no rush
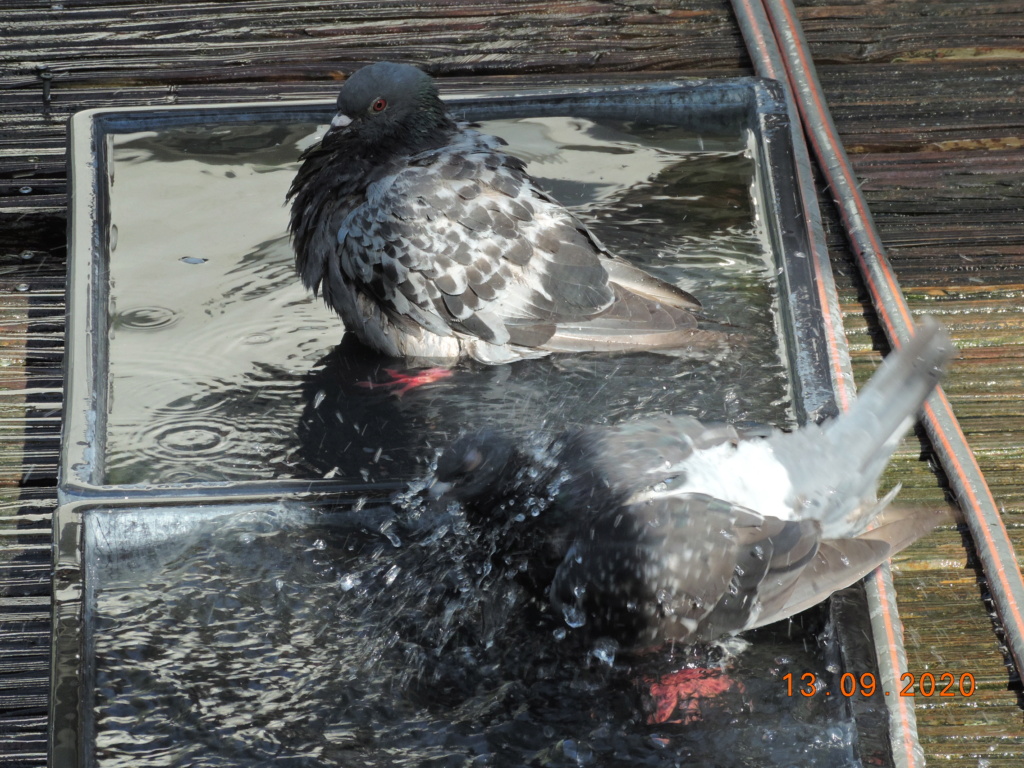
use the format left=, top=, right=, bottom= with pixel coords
left=116, top=306, right=180, bottom=330
left=383, top=528, right=401, bottom=548
left=19, top=250, right=34, bottom=260
left=15, top=283, right=29, bottom=293
left=313, top=390, right=326, bottom=409
left=560, top=739, right=593, bottom=765
left=19, top=186, right=32, bottom=194
left=562, top=604, right=586, bottom=628
left=338, top=573, right=360, bottom=591
left=242, top=332, right=272, bottom=345
left=383, top=564, right=401, bottom=586
left=590, top=638, right=618, bottom=666
left=311, top=539, right=326, bottom=551
left=553, top=627, right=567, bottom=641
left=109, top=223, right=118, bottom=250
left=179, top=256, right=208, bottom=265
left=649, top=734, right=670, bottom=750
left=573, top=583, right=586, bottom=599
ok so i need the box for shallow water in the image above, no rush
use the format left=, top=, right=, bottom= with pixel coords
left=88, top=503, right=868, bottom=768
left=102, top=116, right=790, bottom=487
left=79, top=115, right=855, bottom=768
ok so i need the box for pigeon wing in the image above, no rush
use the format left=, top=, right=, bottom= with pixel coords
left=747, top=504, right=948, bottom=629
left=336, top=136, right=618, bottom=353
left=550, top=493, right=819, bottom=645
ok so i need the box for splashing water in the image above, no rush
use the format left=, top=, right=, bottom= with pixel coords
left=87, top=501, right=868, bottom=767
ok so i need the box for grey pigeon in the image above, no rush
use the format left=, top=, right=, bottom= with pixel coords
left=288, top=62, right=710, bottom=364
left=433, top=317, right=954, bottom=646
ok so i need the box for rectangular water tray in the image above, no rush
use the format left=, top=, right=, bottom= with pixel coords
left=52, top=79, right=894, bottom=768
left=61, top=77, right=836, bottom=502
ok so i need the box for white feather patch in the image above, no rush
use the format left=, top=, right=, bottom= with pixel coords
left=636, top=441, right=796, bottom=520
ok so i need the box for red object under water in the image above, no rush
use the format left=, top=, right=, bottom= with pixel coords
left=356, top=367, right=453, bottom=397
left=644, top=667, right=742, bottom=725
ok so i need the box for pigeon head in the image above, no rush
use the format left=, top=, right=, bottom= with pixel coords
left=324, top=62, right=455, bottom=155
left=432, top=430, right=523, bottom=507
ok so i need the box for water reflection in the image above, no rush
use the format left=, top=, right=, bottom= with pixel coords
left=102, top=116, right=790, bottom=486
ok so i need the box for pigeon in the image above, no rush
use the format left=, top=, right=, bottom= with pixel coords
left=432, top=317, right=955, bottom=646
left=287, top=61, right=712, bottom=365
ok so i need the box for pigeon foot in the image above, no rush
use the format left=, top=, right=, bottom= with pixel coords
left=356, top=367, right=452, bottom=397
left=643, top=667, right=742, bottom=725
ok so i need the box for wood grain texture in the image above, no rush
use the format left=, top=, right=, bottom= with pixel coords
left=2, top=0, right=1024, bottom=764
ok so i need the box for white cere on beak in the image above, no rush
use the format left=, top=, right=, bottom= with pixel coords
left=330, top=113, right=353, bottom=129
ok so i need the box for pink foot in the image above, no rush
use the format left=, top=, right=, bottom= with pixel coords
left=643, top=667, right=742, bottom=725
left=355, top=367, right=452, bottom=397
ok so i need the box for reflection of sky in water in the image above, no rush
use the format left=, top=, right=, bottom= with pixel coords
left=88, top=502, right=872, bottom=768
left=104, top=117, right=789, bottom=486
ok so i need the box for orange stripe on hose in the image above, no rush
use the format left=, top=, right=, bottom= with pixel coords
left=773, top=0, right=917, bottom=336
left=870, top=566, right=920, bottom=767
left=924, top=394, right=1024, bottom=628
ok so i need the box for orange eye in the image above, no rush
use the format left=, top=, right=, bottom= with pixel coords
left=371, top=97, right=387, bottom=113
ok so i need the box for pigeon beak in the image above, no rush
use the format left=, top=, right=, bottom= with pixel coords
left=333, top=112, right=358, bottom=131
left=325, top=112, right=353, bottom=137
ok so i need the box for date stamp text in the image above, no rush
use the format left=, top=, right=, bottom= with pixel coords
left=783, top=672, right=976, bottom=697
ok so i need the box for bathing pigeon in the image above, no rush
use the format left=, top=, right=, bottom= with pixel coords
left=287, top=61, right=710, bottom=364
left=432, top=317, right=954, bottom=646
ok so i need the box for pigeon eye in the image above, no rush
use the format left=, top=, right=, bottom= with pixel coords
left=370, top=97, right=387, bottom=113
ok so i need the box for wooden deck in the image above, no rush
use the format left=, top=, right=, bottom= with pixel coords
left=2, top=0, right=1023, bottom=764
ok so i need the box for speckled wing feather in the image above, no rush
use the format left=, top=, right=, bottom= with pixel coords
left=334, top=130, right=623, bottom=356
left=549, top=493, right=821, bottom=644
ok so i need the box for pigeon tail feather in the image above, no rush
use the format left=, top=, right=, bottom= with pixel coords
left=774, top=316, right=955, bottom=537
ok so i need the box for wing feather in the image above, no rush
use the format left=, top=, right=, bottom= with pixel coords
left=327, top=128, right=702, bottom=359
